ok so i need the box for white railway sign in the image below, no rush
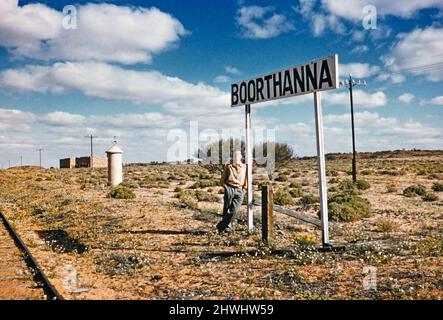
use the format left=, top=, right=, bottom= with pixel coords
left=232, top=54, right=339, bottom=247
left=231, top=54, right=338, bottom=107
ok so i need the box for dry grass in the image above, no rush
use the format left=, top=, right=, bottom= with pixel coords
left=0, top=150, right=442, bottom=299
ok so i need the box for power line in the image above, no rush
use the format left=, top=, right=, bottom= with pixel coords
left=339, top=74, right=367, bottom=183
left=85, top=134, right=98, bottom=168
left=36, top=149, right=44, bottom=168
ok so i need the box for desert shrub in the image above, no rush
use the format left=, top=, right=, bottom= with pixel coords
left=414, top=236, right=443, bottom=257
left=274, top=190, right=293, bottom=206
left=327, top=170, right=339, bottom=177
left=338, top=179, right=358, bottom=195
left=289, top=182, right=302, bottom=189
left=194, top=190, right=219, bottom=202
left=432, top=182, right=443, bottom=192
left=355, top=179, right=370, bottom=190
left=294, top=233, right=316, bottom=247
left=422, top=193, right=438, bottom=202
left=95, top=252, right=150, bottom=276
left=289, top=187, right=303, bottom=198
left=298, top=194, right=319, bottom=207
left=177, top=192, right=198, bottom=209
left=378, top=170, right=405, bottom=176
left=275, top=174, right=288, bottom=182
left=198, top=172, right=212, bottom=180
left=190, top=179, right=217, bottom=189
left=121, top=181, right=139, bottom=189
left=328, top=177, right=340, bottom=184
left=174, top=186, right=183, bottom=193
left=328, top=193, right=371, bottom=222
left=107, top=186, right=136, bottom=199
left=375, top=218, right=398, bottom=233
left=291, top=172, right=301, bottom=178
left=386, top=184, right=397, bottom=193
left=403, top=185, right=427, bottom=197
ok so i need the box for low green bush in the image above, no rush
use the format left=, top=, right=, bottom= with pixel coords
left=107, top=186, right=136, bottom=199
left=298, top=194, right=319, bottom=207
left=355, top=179, right=370, bottom=190
left=190, top=179, right=217, bottom=189
left=274, top=190, right=293, bottom=206
left=386, top=184, right=397, bottom=193
left=432, top=182, right=443, bottom=192
left=422, top=193, right=438, bottom=202
left=289, top=187, right=303, bottom=198
left=403, top=185, right=427, bottom=197
left=328, top=192, right=371, bottom=222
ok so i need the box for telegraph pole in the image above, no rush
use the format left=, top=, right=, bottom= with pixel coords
left=20, top=156, right=23, bottom=167
left=37, top=149, right=43, bottom=168
left=85, top=134, right=98, bottom=168
left=340, top=74, right=367, bottom=182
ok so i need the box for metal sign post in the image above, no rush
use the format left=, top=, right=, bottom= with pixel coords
left=232, top=54, right=338, bottom=243
left=313, top=92, right=329, bottom=245
left=245, top=103, right=254, bottom=232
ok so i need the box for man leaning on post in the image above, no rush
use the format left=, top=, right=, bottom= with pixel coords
left=216, top=150, right=248, bottom=234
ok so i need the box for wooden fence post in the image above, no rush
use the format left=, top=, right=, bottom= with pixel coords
left=261, top=185, right=273, bottom=244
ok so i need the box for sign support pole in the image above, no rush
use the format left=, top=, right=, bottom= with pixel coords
left=245, top=103, right=254, bottom=232
left=313, top=92, right=329, bottom=246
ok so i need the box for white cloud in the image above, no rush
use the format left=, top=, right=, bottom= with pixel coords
left=0, top=108, right=36, bottom=132
left=40, top=111, right=86, bottom=127
left=225, top=66, right=240, bottom=75
left=311, top=13, right=346, bottom=37
left=277, top=111, right=443, bottom=155
left=324, top=111, right=397, bottom=127
left=1, top=61, right=279, bottom=131
left=397, top=93, right=414, bottom=104
left=0, top=1, right=187, bottom=64
left=375, top=72, right=405, bottom=84
left=0, top=61, right=229, bottom=107
left=430, top=95, right=443, bottom=105
left=321, top=0, right=443, bottom=20
left=236, top=6, right=294, bottom=39
left=324, top=90, right=387, bottom=108
left=383, top=26, right=443, bottom=81
left=89, top=113, right=180, bottom=128
left=350, top=45, right=369, bottom=54
left=213, top=75, right=230, bottom=83
left=0, top=0, right=63, bottom=48
left=294, top=1, right=346, bottom=37
left=339, top=63, right=380, bottom=78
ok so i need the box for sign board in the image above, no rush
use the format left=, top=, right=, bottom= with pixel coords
left=231, top=54, right=338, bottom=107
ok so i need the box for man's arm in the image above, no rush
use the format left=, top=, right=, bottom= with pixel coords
left=220, top=165, right=228, bottom=187
left=242, top=164, right=248, bottom=190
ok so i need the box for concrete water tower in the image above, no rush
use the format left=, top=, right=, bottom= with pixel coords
left=106, top=143, right=123, bottom=186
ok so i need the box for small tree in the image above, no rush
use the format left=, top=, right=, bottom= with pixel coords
left=195, top=138, right=245, bottom=173
left=254, top=142, right=294, bottom=180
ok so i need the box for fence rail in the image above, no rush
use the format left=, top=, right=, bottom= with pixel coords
left=253, top=197, right=322, bottom=227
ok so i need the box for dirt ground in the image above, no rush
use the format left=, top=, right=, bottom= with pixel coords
left=0, top=150, right=442, bottom=300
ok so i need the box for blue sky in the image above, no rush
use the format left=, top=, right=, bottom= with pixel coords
left=0, top=0, right=443, bottom=167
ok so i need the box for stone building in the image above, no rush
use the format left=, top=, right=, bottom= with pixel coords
left=60, top=156, right=107, bottom=169
left=59, top=157, right=75, bottom=169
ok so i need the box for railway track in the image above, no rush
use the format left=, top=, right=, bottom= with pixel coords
left=0, top=211, right=63, bottom=300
